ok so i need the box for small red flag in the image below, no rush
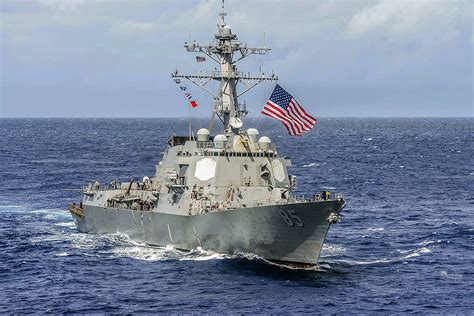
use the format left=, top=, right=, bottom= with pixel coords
left=190, top=101, right=198, bottom=108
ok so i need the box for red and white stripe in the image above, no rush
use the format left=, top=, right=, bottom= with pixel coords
left=261, top=99, right=316, bottom=136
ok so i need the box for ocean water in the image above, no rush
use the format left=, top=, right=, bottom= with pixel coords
left=0, top=118, right=472, bottom=313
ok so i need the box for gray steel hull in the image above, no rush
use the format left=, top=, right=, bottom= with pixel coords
left=72, top=200, right=344, bottom=264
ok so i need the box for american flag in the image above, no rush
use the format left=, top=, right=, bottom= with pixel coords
left=261, top=84, right=316, bottom=136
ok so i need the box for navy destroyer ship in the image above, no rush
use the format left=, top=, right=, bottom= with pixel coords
left=68, top=1, right=345, bottom=267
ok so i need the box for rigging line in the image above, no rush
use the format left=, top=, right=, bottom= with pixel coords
left=188, top=100, right=192, bottom=140
left=255, top=80, right=271, bottom=131
left=183, top=79, right=196, bottom=140
left=184, top=76, right=218, bottom=98
left=183, top=79, right=191, bottom=140
left=256, top=36, right=275, bottom=131
left=208, top=109, right=216, bottom=134
left=249, top=30, right=270, bottom=130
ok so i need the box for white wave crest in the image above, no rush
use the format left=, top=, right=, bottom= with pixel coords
left=417, top=239, right=441, bottom=246
left=332, top=258, right=391, bottom=266
left=398, top=246, right=432, bottom=255
left=302, top=162, right=321, bottom=168
left=179, top=247, right=228, bottom=261
left=32, top=208, right=71, bottom=220
left=112, top=245, right=174, bottom=261
left=31, top=234, right=68, bottom=243
left=54, top=222, right=76, bottom=228
left=440, top=271, right=462, bottom=279
left=366, top=227, right=385, bottom=232
left=400, top=247, right=432, bottom=259
left=0, top=205, right=25, bottom=209
left=111, top=244, right=229, bottom=262
left=32, top=208, right=65, bottom=214
left=321, top=244, right=347, bottom=256
left=330, top=246, right=433, bottom=267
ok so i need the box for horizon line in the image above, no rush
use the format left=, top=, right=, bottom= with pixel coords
left=0, top=116, right=472, bottom=119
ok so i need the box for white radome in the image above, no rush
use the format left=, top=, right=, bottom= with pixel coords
left=258, top=136, right=271, bottom=150
left=258, top=136, right=271, bottom=143
left=247, top=128, right=259, bottom=142
left=214, top=134, right=227, bottom=149
left=197, top=128, right=210, bottom=141
left=222, top=25, right=232, bottom=35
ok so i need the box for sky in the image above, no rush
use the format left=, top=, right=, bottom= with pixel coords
left=0, top=0, right=472, bottom=118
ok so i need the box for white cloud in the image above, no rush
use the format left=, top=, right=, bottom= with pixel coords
left=346, top=0, right=470, bottom=43
left=35, top=0, right=115, bottom=11
left=1, top=0, right=471, bottom=117
left=112, top=20, right=155, bottom=34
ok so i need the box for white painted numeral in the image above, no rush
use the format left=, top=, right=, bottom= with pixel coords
left=279, top=210, right=304, bottom=227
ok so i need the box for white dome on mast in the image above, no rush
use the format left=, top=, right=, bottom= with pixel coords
left=258, top=136, right=271, bottom=150
left=214, top=134, right=227, bottom=149
left=247, top=128, right=259, bottom=143
left=197, top=128, right=210, bottom=141
left=222, top=25, right=232, bottom=35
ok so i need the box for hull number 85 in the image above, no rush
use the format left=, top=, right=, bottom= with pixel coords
left=279, top=210, right=304, bottom=227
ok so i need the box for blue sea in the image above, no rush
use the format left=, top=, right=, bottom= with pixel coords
left=0, top=118, right=472, bottom=313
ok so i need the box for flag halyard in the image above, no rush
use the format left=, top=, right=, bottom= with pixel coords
left=176, top=83, right=199, bottom=108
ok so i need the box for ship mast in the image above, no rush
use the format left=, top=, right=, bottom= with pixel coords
left=171, top=0, right=278, bottom=135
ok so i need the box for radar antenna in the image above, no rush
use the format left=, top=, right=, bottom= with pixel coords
left=219, top=0, right=226, bottom=26
left=171, top=0, right=278, bottom=134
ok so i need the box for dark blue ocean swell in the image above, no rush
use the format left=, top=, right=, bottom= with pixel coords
left=0, top=118, right=472, bottom=313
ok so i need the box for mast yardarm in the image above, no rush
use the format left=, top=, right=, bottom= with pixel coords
left=171, top=0, right=278, bottom=134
